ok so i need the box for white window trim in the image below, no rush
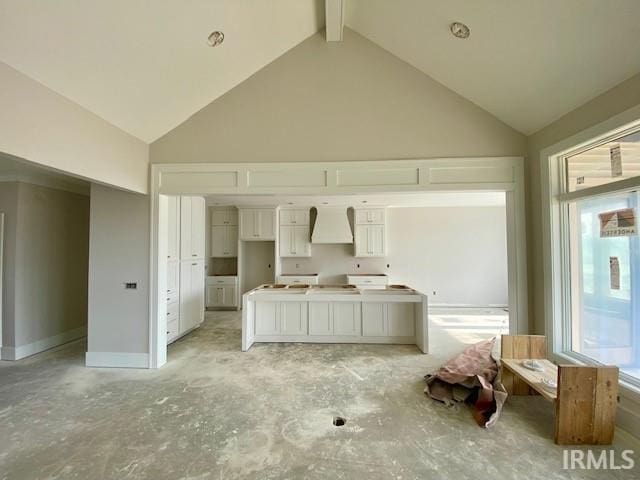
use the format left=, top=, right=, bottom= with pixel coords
left=541, top=103, right=640, bottom=402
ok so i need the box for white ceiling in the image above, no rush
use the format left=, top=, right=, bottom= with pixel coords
left=206, top=191, right=506, bottom=208
left=346, top=0, right=640, bottom=134
left=0, top=0, right=638, bottom=142
left=0, top=0, right=324, bottom=142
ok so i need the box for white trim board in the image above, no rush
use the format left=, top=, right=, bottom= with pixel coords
left=149, top=156, right=528, bottom=368
left=0, top=326, right=86, bottom=360
left=85, top=351, right=149, bottom=369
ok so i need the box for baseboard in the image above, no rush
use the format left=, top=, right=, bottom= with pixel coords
left=85, top=351, right=149, bottom=368
left=1, top=326, right=86, bottom=360
left=429, top=303, right=509, bottom=309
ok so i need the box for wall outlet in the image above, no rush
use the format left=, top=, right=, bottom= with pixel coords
left=432, top=290, right=436, bottom=296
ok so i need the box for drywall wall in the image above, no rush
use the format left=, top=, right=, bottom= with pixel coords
left=87, top=184, right=149, bottom=363
left=14, top=182, right=89, bottom=348
left=0, top=182, right=18, bottom=350
left=240, top=242, right=275, bottom=293
left=526, top=73, right=640, bottom=335
left=0, top=62, right=149, bottom=193
left=0, top=181, right=89, bottom=359
left=151, top=28, right=525, bottom=164
left=280, top=206, right=508, bottom=306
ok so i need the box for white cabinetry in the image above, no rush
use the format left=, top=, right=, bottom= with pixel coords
left=354, top=208, right=386, bottom=257
left=280, top=302, right=308, bottom=335
left=211, top=208, right=238, bottom=227
left=180, top=196, right=206, bottom=259
left=206, top=276, right=238, bottom=308
left=347, top=274, right=389, bottom=289
left=279, top=208, right=311, bottom=257
left=164, top=195, right=206, bottom=345
left=239, top=208, right=276, bottom=240
left=211, top=207, right=238, bottom=257
left=179, top=259, right=205, bottom=332
left=167, top=196, right=180, bottom=261
left=211, top=225, right=238, bottom=257
left=279, top=225, right=311, bottom=257
left=277, top=275, right=319, bottom=285
left=280, top=209, right=310, bottom=226
left=307, top=301, right=361, bottom=336
left=361, top=302, right=415, bottom=338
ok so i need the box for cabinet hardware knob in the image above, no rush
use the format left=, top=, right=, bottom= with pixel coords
left=167, top=331, right=170, bottom=335
left=166, top=313, right=170, bottom=316
left=192, top=254, right=197, bottom=256
left=166, top=298, right=170, bottom=301
left=192, top=263, right=197, bottom=266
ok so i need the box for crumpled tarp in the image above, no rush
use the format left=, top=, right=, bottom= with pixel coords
left=424, top=337, right=508, bottom=428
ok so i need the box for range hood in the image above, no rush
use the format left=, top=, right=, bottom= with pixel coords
left=311, top=206, right=353, bottom=244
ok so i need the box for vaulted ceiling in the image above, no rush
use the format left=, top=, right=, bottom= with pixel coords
left=1, top=0, right=639, bottom=143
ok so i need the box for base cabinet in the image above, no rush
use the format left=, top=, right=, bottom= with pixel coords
left=280, top=302, right=308, bottom=335
left=251, top=300, right=417, bottom=341
left=362, top=303, right=387, bottom=336
left=206, top=276, right=238, bottom=308
left=254, top=301, right=279, bottom=335
left=308, top=302, right=333, bottom=335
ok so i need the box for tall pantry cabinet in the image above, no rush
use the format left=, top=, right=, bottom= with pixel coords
left=166, top=196, right=206, bottom=344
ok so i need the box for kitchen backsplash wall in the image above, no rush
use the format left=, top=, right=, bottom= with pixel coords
left=280, top=244, right=387, bottom=284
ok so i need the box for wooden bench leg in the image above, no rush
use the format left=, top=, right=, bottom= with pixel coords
left=555, top=366, right=618, bottom=445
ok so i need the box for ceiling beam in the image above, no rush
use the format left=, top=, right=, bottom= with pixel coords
left=325, top=0, right=345, bottom=42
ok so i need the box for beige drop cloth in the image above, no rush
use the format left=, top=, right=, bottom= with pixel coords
left=424, top=338, right=507, bottom=428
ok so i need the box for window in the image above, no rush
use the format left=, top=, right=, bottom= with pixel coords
left=557, top=123, right=640, bottom=385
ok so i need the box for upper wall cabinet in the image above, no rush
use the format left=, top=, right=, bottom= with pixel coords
left=211, top=207, right=238, bottom=226
left=355, top=208, right=385, bottom=225
left=180, top=196, right=206, bottom=259
left=280, top=208, right=310, bottom=226
left=239, top=208, right=276, bottom=241
left=167, top=196, right=180, bottom=261
left=354, top=208, right=386, bottom=257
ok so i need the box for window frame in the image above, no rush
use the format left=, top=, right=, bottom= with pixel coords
left=542, top=110, right=640, bottom=396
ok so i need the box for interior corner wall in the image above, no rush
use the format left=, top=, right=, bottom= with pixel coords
left=0, top=181, right=89, bottom=360
left=0, top=61, right=149, bottom=194
left=150, top=28, right=526, bottom=164
left=526, top=73, right=640, bottom=336
left=87, top=183, right=150, bottom=367
left=0, top=182, right=19, bottom=351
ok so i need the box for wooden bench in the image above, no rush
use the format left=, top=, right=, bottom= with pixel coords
left=501, top=335, right=618, bottom=445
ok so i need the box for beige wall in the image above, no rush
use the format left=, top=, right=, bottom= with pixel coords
left=87, top=183, right=149, bottom=356
left=0, top=181, right=89, bottom=355
left=0, top=182, right=19, bottom=347
left=526, top=73, right=640, bottom=334
left=0, top=62, right=149, bottom=194
left=151, top=29, right=526, bottom=164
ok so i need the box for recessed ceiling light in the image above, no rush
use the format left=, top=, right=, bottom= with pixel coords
left=450, top=22, right=470, bottom=39
left=207, top=31, right=224, bottom=47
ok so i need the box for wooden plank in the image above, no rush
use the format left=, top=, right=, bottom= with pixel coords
left=501, top=359, right=557, bottom=401
left=555, top=366, right=618, bottom=445
left=501, top=336, right=547, bottom=395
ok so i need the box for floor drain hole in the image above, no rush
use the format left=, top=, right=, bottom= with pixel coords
left=333, top=416, right=346, bottom=427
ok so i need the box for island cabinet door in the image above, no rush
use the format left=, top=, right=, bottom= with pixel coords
left=388, top=303, right=416, bottom=337
left=333, top=302, right=362, bottom=336
left=308, top=302, right=332, bottom=335
left=280, top=302, right=308, bottom=335
left=254, top=301, right=280, bottom=335
left=362, top=303, right=387, bottom=336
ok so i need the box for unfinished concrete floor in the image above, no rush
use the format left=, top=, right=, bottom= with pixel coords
left=1, top=310, right=638, bottom=479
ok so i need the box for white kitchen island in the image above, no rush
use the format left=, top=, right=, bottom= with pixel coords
left=242, top=285, right=428, bottom=353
